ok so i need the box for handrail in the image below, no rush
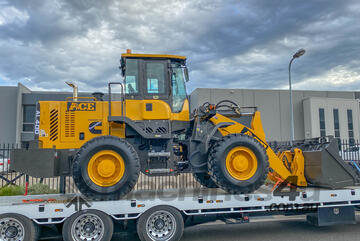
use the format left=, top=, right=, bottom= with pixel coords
left=66, top=97, right=96, bottom=101
left=108, top=82, right=125, bottom=122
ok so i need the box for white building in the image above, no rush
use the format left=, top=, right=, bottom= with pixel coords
left=303, top=97, right=360, bottom=142
left=190, top=88, right=360, bottom=142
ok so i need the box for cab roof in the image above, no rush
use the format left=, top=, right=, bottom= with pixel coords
left=121, top=53, right=186, bottom=60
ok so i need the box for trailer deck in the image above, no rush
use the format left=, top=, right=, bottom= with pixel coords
left=0, top=185, right=359, bottom=240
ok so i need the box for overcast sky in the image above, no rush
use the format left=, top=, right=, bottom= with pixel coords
left=0, top=0, right=359, bottom=93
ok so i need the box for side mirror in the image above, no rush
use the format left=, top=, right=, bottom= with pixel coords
left=184, top=67, right=189, bottom=82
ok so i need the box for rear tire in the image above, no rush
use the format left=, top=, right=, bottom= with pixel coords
left=0, top=213, right=39, bottom=241
left=208, top=134, right=269, bottom=194
left=62, top=209, right=113, bottom=241
left=193, top=172, right=218, bottom=188
left=137, top=206, right=184, bottom=241
left=72, top=136, right=140, bottom=200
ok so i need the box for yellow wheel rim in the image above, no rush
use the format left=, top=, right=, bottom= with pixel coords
left=225, top=146, right=258, bottom=181
left=87, top=150, right=125, bottom=187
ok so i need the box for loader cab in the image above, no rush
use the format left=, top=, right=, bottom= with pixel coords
left=120, top=51, right=189, bottom=115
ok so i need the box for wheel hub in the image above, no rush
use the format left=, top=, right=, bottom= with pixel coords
left=83, top=222, right=95, bottom=234
left=154, top=218, right=165, bottom=230
left=97, top=160, right=116, bottom=177
left=232, top=156, right=249, bottom=172
left=71, top=214, right=105, bottom=241
left=5, top=226, right=18, bottom=238
left=0, top=218, right=25, bottom=241
left=87, top=150, right=125, bottom=187
left=226, top=146, right=258, bottom=181
left=146, top=210, right=176, bottom=241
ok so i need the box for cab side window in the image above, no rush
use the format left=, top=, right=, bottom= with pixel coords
left=125, top=59, right=139, bottom=94
left=146, top=62, right=166, bottom=94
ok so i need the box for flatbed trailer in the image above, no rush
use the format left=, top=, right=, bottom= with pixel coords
left=0, top=185, right=360, bottom=241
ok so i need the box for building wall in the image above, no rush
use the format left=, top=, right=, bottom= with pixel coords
left=16, top=84, right=31, bottom=143
left=0, top=86, right=18, bottom=144
left=0, top=84, right=32, bottom=144
left=0, top=85, right=359, bottom=144
left=303, top=97, right=360, bottom=140
left=189, top=88, right=358, bottom=141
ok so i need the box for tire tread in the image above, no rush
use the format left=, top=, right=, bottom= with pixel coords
left=72, top=136, right=140, bottom=201
left=208, top=134, right=269, bottom=194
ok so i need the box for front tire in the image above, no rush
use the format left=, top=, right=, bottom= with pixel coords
left=208, top=134, right=269, bottom=194
left=72, top=136, right=140, bottom=200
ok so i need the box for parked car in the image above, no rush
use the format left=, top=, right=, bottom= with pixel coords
left=0, top=153, right=10, bottom=174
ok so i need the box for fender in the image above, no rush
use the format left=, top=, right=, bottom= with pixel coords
left=204, top=122, right=234, bottom=152
left=189, top=120, right=234, bottom=172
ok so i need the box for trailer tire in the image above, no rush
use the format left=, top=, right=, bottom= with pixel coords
left=193, top=172, right=218, bottom=188
left=0, top=213, right=39, bottom=241
left=62, top=209, right=113, bottom=241
left=208, top=134, right=269, bottom=194
left=137, top=206, right=184, bottom=241
left=72, top=136, right=140, bottom=200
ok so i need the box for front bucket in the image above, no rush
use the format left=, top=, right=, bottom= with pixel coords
left=301, top=138, right=358, bottom=189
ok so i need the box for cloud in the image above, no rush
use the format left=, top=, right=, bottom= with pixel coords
left=0, top=0, right=359, bottom=93
left=292, top=63, right=360, bottom=90
left=0, top=5, right=29, bottom=26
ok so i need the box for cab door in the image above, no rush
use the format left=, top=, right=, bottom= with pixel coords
left=143, top=60, right=169, bottom=101
left=141, top=60, right=172, bottom=120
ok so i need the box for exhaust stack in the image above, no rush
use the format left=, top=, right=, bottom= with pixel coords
left=66, top=82, right=78, bottom=101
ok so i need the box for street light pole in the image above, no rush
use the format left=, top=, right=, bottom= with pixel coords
left=288, top=49, right=305, bottom=145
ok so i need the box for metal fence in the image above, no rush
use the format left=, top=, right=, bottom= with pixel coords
left=0, top=144, right=62, bottom=192
left=1, top=139, right=360, bottom=194
left=0, top=143, right=202, bottom=194
left=340, top=139, right=360, bottom=162
left=64, top=173, right=202, bottom=194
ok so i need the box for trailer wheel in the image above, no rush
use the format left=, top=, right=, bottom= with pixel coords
left=0, top=213, right=39, bottom=241
left=208, top=134, right=269, bottom=194
left=193, top=172, right=218, bottom=188
left=137, top=206, right=184, bottom=241
left=62, top=209, right=113, bottom=241
left=72, top=136, right=140, bottom=200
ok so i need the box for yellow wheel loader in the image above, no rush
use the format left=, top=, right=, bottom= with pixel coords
left=11, top=51, right=360, bottom=200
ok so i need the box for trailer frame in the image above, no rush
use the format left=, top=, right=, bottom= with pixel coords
left=0, top=185, right=359, bottom=240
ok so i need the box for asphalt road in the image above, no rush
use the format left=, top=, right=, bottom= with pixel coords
left=112, top=215, right=360, bottom=241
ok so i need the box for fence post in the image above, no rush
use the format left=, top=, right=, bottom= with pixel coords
left=59, top=176, right=66, bottom=194
left=24, top=175, right=29, bottom=196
